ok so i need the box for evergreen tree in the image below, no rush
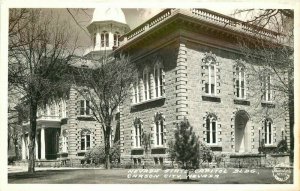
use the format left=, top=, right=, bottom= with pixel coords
left=173, top=118, right=200, bottom=170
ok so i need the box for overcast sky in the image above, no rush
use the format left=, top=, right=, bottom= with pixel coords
left=57, top=8, right=240, bottom=55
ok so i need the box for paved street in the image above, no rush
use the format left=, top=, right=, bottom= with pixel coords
left=8, top=167, right=293, bottom=184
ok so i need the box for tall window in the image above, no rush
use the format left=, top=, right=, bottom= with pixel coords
left=263, top=74, right=272, bottom=101
left=143, top=67, right=151, bottom=101
left=81, top=129, right=91, bottom=151
left=264, top=119, right=272, bottom=145
left=109, top=129, right=113, bottom=147
left=101, top=31, right=109, bottom=47
left=46, top=105, right=51, bottom=116
left=50, top=103, right=58, bottom=116
left=134, top=118, right=142, bottom=148
left=132, top=78, right=139, bottom=104
left=113, top=32, right=120, bottom=47
left=80, top=100, right=90, bottom=115
left=61, top=99, right=67, bottom=118
left=154, top=113, right=164, bottom=146
left=154, top=63, right=164, bottom=98
left=235, top=65, right=246, bottom=99
left=203, top=56, right=217, bottom=95
left=93, top=33, right=96, bottom=47
left=206, top=114, right=217, bottom=145
left=62, top=130, right=68, bottom=152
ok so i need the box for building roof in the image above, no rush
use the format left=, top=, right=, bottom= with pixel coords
left=116, top=9, right=281, bottom=51
left=91, top=8, right=126, bottom=24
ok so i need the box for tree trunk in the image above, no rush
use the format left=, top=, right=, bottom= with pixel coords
left=14, top=138, right=20, bottom=160
left=288, top=70, right=294, bottom=163
left=28, top=100, right=38, bottom=173
left=104, top=129, right=111, bottom=169
left=289, top=92, right=294, bottom=163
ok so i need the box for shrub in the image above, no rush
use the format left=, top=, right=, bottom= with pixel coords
left=275, top=139, right=288, bottom=153
left=8, top=156, right=17, bottom=165
left=85, top=146, right=105, bottom=164
left=110, top=141, right=121, bottom=163
left=214, top=153, right=226, bottom=167
left=85, top=141, right=121, bottom=165
left=199, top=142, right=213, bottom=165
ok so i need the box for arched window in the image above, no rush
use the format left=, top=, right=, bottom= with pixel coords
left=202, top=54, right=217, bottom=95
left=143, top=67, right=151, bottom=101
left=62, top=129, right=68, bottom=152
left=81, top=129, right=91, bottom=151
left=154, top=61, right=164, bottom=98
left=154, top=113, right=164, bottom=146
left=235, top=64, right=246, bottom=99
left=113, top=32, right=120, bottom=47
left=264, top=119, right=272, bottom=145
left=206, top=114, right=217, bottom=145
left=133, top=118, right=142, bottom=148
left=101, top=31, right=109, bottom=47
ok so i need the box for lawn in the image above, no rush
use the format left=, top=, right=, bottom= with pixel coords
left=8, top=168, right=293, bottom=184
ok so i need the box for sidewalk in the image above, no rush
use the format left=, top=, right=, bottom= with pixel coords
left=8, top=165, right=105, bottom=173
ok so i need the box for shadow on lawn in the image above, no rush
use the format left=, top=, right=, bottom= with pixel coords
left=8, top=170, right=78, bottom=180
left=173, top=179, right=199, bottom=183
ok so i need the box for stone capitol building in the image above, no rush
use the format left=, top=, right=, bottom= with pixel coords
left=21, top=8, right=291, bottom=167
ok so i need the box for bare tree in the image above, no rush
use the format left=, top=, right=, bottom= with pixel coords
left=235, top=9, right=294, bottom=155
left=70, top=55, right=136, bottom=169
left=8, top=9, right=78, bottom=173
left=8, top=100, right=29, bottom=160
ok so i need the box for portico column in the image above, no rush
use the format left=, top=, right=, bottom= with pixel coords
left=109, top=31, right=114, bottom=49
left=95, top=32, right=100, bottom=50
left=35, top=132, right=39, bottom=160
left=21, top=135, right=26, bottom=160
left=41, top=127, right=46, bottom=160
left=26, top=135, right=29, bottom=158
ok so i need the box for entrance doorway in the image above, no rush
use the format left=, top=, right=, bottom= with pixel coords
left=235, top=111, right=250, bottom=153
left=45, top=128, right=60, bottom=160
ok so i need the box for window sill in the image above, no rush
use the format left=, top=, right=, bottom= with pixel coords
left=264, top=144, right=276, bottom=148
left=58, top=152, right=68, bottom=158
left=208, top=145, right=222, bottom=151
left=131, top=96, right=165, bottom=107
left=77, top=151, right=87, bottom=156
left=131, top=97, right=165, bottom=112
left=131, top=149, right=144, bottom=155
left=151, top=147, right=167, bottom=154
left=152, top=145, right=167, bottom=149
left=261, top=101, right=275, bottom=108
left=131, top=147, right=144, bottom=150
left=206, top=143, right=221, bottom=147
left=77, top=115, right=96, bottom=121
left=202, top=95, right=221, bottom=102
left=234, top=98, right=250, bottom=106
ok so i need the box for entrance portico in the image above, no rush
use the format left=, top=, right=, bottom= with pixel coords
left=22, top=115, right=61, bottom=160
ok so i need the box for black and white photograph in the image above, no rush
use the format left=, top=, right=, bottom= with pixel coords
left=1, top=0, right=299, bottom=190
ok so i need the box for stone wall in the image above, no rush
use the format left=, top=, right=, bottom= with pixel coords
left=185, top=40, right=287, bottom=153
left=120, top=41, right=178, bottom=165
left=119, top=32, right=288, bottom=165
left=65, top=87, right=104, bottom=162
